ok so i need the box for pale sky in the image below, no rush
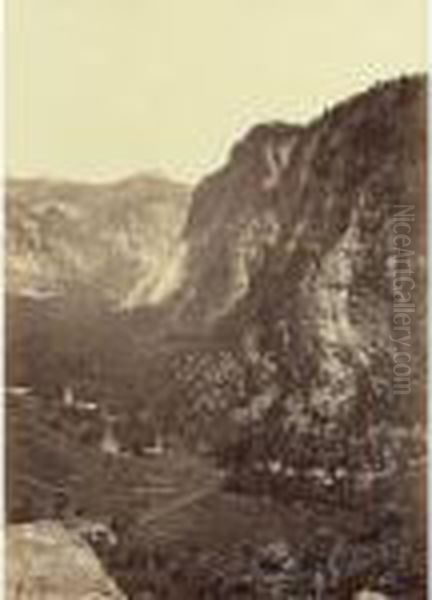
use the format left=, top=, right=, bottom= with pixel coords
left=7, top=0, right=427, bottom=184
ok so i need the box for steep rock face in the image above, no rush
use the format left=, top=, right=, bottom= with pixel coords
left=167, top=123, right=302, bottom=328
left=165, top=76, right=426, bottom=469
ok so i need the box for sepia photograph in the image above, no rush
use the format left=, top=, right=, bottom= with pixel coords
left=4, top=1, right=428, bottom=598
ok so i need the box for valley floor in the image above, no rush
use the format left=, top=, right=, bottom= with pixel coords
left=6, top=392, right=426, bottom=599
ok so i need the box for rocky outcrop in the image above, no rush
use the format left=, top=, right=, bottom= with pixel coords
left=6, top=521, right=125, bottom=599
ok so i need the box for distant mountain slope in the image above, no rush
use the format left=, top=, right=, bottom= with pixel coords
left=6, top=174, right=191, bottom=309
